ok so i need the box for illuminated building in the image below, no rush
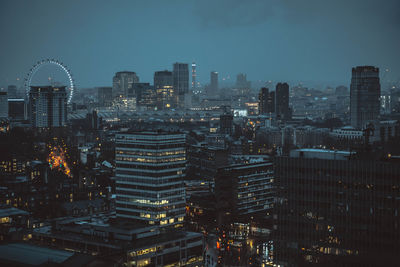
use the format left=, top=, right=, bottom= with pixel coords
left=215, top=161, right=274, bottom=224
left=191, top=62, right=197, bottom=90
left=112, top=71, right=139, bottom=98
left=133, top=83, right=156, bottom=110
left=173, top=63, right=189, bottom=109
left=350, top=66, right=381, bottom=129
left=276, top=82, right=290, bottom=120
left=0, top=92, right=8, bottom=118
left=28, top=86, right=67, bottom=128
left=115, top=131, right=186, bottom=228
left=154, top=70, right=175, bottom=110
left=273, top=149, right=400, bottom=266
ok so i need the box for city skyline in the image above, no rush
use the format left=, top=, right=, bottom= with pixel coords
left=1, top=0, right=400, bottom=88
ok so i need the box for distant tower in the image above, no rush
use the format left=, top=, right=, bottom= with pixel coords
left=276, top=82, right=290, bottom=120
left=211, top=71, right=218, bottom=91
left=112, top=71, right=139, bottom=98
left=259, top=87, right=275, bottom=115
left=350, top=66, right=380, bottom=129
left=191, top=62, right=197, bottom=90
left=29, top=86, right=67, bottom=128
left=154, top=70, right=174, bottom=110
left=173, top=63, right=189, bottom=109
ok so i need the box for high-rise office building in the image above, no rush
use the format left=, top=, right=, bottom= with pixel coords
left=0, top=92, right=8, bottom=118
left=350, top=66, right=381, bottom=129
left=112, top=71, right=139, bottom=98
left=173, top=63, right=189, bottom=109
left=115, top=131, right=186, bottom=229
left=97, top=87, right=112, bottom=107
left=154, top=70, right=175, bottom=110
left=210, top=71, right=218, bottom=91
left=133, top=83, right=156, bottom=110
left=276, top=82, right=290, bottom=120
left=191, top=62, right=197, bottom=90
left=259, top=87, right=275, bottom=114
left=273, top=149, right=400, bottom=266
left=215, top=161, right=274, bottom=223
left=29, top=86, right=67, bottom=128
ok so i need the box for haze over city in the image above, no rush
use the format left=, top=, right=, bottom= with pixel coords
left=1, top=0, right=400, bottom=88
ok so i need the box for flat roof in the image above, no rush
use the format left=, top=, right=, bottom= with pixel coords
left=0, top=243, right=73, bottom=265
left=0, top=206, right=29, bottom=217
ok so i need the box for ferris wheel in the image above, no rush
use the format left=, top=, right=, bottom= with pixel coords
left=25, top=59, right=75, bottom=104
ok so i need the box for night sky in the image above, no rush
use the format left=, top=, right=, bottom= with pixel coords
left=1, top=0, right=399, bottom=88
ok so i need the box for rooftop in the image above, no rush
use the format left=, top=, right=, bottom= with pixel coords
left=0, top=243, right=73, bottom=265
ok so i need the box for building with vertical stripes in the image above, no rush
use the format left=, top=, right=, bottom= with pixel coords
left=115, top=131, right=186, bottom=229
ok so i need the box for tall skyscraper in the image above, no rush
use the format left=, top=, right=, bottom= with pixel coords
left=112, top=71, right=139, bottom=98
left=0, top=92, right=8, bottom=118
left=210, top=71, right=218, bottom=91
left=154, top=70, right=175, bottom=110
left=173, top=63, right=189, bottom=108
left=191, top=62, right=197, bottom=90
left=115, top=131, right=186, bottom=228
left=276, top=82, right=290, bottom=120
left=350, top=66, right=381, bottom=129
left=259, top=87, right=275, bottom=115
left=29, top=86, right=67, bottom=128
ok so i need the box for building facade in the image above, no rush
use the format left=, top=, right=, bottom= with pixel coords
left=276, top=82, right=290, bottom=120
left=29, top=86, right=67, bottom=128
left=154, top=70, right=175, bottom=110
left=273, top=149, right=400, bottom=266
left=173, top=63, right=189, bottom=108
left=215, top=162, right=274, bottom=223
left=258, top=87, right=275, bottom=115
left=112, top=71, right=139, bottom=98
left=115, top=131, right=186, bottom=229
left=350, top=66, right=380, bottom=129
left=97, top=86, right=112, bottom=107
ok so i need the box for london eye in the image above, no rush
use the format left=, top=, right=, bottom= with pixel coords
left=25, top=59, right=75, bottom=104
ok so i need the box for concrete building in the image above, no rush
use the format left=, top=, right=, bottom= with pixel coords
left=115, top=131, right=186, bottom=228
